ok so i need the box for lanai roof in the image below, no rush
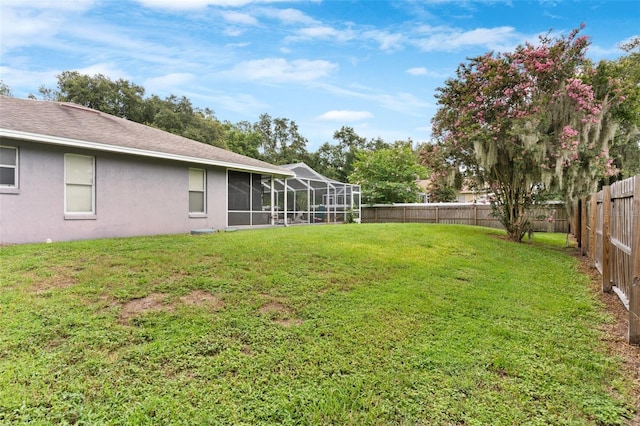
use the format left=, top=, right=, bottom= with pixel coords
left=280, top=162, right=345, bottom=184
left=0, top=96, right=294, bottom=177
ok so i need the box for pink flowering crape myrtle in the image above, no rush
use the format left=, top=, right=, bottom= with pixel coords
left=431, top=25, right=624, bottom=241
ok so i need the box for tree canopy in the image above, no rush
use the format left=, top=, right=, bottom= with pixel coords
left=253, top=113, right=310, bottom=165
left=310, top=126, right=392, bottom=182
left=601, top=37, right=640, bottom=179
left=349, top=143, right=426, bottom=204
left=430, top=26, right=631, bottom=241
left=32, top=71, right=228, bottom=149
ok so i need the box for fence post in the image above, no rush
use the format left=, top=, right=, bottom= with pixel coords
left=589, top=195, right=597, bottom=267
left=435, top=206, right=439, bottom=224
left=630, top=177, right=640, bottom=344
left=602, top=186, right=612, bottom=293
left=581, top=196, right=588, bottom=256
left=474, top=204, right=477, bottom=226
left=575, top=199, right=582, bottom=248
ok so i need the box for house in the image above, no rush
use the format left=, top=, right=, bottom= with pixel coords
left=416, top=179, right=491, bottom=203
left=0, top=96, right=295, bottom=244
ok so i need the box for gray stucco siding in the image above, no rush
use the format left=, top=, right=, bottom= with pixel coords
left=0, top=138, right=228, bottom=244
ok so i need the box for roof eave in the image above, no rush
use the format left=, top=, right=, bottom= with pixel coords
left=0, top=128, right=295, bottom=178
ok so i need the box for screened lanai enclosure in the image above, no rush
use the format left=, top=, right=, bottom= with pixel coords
left=227, top=163, right=361, bottom=227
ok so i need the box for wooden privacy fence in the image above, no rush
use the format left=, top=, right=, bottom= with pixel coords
left=362, top=203, right=569, bottom=233
left=579, top=175, right=640, bottom=344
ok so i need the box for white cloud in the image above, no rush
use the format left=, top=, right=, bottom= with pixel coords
left=288, top=26, right=356, bottom=43
left=289, top=24, right=402, bottom=50
left=221, top=11, right=259, bottom=25
left=206, top=92, right=271, bottom=115
left=1, top=0, right=94, bottom=10
left=144, top=73, right=196, bottom=93
left=272, top=8, right=317, bottom=25
left=587, top=34, right=640, bottom=59
left=73, top=63, right=131, bottom=79
left=405, top=67, right=447, bottom=78
left=314, top=82, right=434, bottom=116
left=257, top=7, right=317, bottom=25
left=408, top=67, right=428, bottom=76
left=364, top=30, right=404, bottom=51
left=224, top=27, right=245, bottom=36
left=588, top=44, right=623, bottom=59
left=375, top=92, right=433, bottom=115
left=316, top=110, right=373, bottom=122
left=0, top=1, right=95, bottom=50
left=412, top=26, right=519, bottom=52
left=225, top=42, right=251, bottom=48
left=228, top=58, right=337, bottom=82
left=134, top=0, right=287, bottom=9
left=0, top=66, right=59, bottom=97
left=0, top=62, right=131, bottom=98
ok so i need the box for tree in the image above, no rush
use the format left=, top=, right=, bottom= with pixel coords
left=223, top=120, right=262, bottom=159
left=0, top=81, right=12, bottom=97
left=600, top=37, right=640, bottom=179
left=431, top=26, right=625, bottom=241
left=418, top=142, right=461, bottom=203
left=38, top=72, right=227, bottom=148
left=349, top=142, right=426, bottom=204
left=312, top=126, right=367, bottom=181
left=53, top=71, right=147, bottom=122
left=146, top=94, right=227, bottom=148
left=253, top=113, right=310, bottom=164
left=311, top=127, right=393, bottom=182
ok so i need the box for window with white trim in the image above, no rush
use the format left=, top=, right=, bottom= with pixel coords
left=0, top=146, right=18, bottom=187
left=189, top=168, right=206, bottom=214
left=65, top=154, right=95, bottom=214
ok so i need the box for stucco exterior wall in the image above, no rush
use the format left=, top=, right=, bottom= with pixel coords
left=0, top=139, right=228, bottom=244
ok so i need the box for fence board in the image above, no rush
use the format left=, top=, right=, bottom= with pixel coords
left=602, top=186, right=611, bottom=293
left=361, top=203, right=569, bottom=233
left=609, top=177, right=635, bottom=310
left=595, top=191, right=604, bottom=273
left=580, top=175, right=640, bottom=344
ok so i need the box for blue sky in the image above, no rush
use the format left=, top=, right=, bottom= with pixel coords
left=1, top=0, right=638, bottom=150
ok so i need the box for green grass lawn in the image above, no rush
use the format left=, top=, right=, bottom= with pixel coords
left=0, top=224, right=635, bottom=425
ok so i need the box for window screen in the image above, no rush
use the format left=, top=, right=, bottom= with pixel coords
left=189, top=168, right=206, bottom=213
left=228, top=170, right=250, bottom=211
left=65, top=154, right=95, bottom=213
left=0, top=146, right=18, bottom=187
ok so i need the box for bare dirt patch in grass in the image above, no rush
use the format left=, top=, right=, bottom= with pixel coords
left=28, top=267, right=76, bottom=294
left=258, top=300, right=303, bottom=327
left=274, top=318, right=303, bottom=327
left=258, top=301, right=290, bottom=316
left=120, top=291, right=225, bottom=323
left=180, top=290, right=224, bottom=310
left=120, top=293, right=173, bottom=322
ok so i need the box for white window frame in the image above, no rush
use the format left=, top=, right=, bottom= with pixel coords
left=64, top=154, right=95, bottom=215
left=0, top=145, right=18, bottom=188
left=189, top=167, right=206, bottom=215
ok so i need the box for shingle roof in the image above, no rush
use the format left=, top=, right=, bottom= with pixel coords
left=0, top=96, right=294, bottom=177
